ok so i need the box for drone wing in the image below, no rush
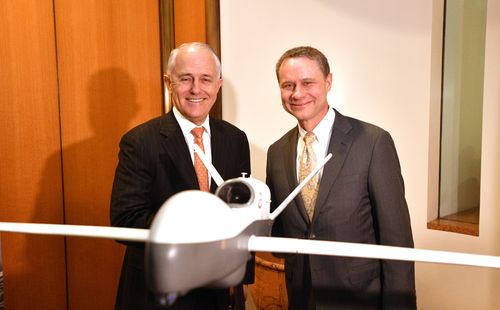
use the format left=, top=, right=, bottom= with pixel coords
left=248, top=236, right=500, bottom=269
left=0, top=222, right=149, bottom=242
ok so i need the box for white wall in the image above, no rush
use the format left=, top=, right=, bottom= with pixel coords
left=220, top=0, right=500, bottom=309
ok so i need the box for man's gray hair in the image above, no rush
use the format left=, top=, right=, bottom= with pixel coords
left=166, top=42, right=222, bottom=78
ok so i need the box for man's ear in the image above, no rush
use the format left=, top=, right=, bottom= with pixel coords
left=163, top=75, right=172, bottom=90
left=325, top=73, right=332, bottom=91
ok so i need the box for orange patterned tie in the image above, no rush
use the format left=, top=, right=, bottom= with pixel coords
left=299, top=132, right=318, bottom=221
left=191, top=127, right=209, bottom=192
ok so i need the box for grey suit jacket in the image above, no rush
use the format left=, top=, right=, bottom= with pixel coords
left=110, top=111, right=251, bottom=310
left=266, top=109, right=416, bottom=310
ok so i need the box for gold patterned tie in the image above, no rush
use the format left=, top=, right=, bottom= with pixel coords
left=299, top=132, right=319, bottom=221
left=191, top=127, right=210, bottom=192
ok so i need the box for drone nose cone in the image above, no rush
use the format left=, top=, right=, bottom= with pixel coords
left=149, top=190, right=239, bottom=243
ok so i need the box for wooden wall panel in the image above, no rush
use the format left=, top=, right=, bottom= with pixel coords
left=54, top=1, right=163, bottom=309
left=0, top=1, right=67, bottom=309
left=172, top=0, right=222, bottom=118
left=174, top=0, right=207, bottom=45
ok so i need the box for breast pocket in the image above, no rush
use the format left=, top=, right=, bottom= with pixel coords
left=324, top=173, right=362, bottom=224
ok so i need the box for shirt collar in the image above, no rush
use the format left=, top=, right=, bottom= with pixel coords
left=172, top=106, right=211, bottom=137
left=298, top=107, right=335, bottom=145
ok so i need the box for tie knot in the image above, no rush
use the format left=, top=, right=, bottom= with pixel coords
left=191, top=127, right=205, bottom=139
left=303, top=132, right=316, bottom=146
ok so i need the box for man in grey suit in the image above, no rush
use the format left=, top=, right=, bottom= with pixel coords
left=266, top=46, right=416, bottom=309
left=110, top=42, right=252, bottom=309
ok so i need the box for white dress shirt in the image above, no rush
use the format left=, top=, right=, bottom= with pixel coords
left=296, top=107, right=335, bottom=182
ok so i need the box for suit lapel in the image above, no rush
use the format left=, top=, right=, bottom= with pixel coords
left=159, top=112, right=199, bottom=189
left=313, top=110, right=353, bottom=221
left=285, top=129, right=299, bottom=191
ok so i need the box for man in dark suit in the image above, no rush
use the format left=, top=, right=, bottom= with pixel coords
left=266, top=46, right=416, bottom=309
left=110, top=42, right=252, bottom=310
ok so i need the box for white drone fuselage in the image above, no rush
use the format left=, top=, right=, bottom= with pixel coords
left=145, top=176, right=273, bottom=298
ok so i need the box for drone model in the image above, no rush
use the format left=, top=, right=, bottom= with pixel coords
left=1, top=146, right=500, bottom=305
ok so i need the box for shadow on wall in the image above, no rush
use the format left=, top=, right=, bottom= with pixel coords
left=40, top=67, right=139, bottom=307
left=19, top=67, right=139, bottom=309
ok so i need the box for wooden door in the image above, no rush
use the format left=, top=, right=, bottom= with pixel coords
left=1, top=1, right=163, bottom=309
left=54, top=1, right=163, bottom=309
left=0, top=1, right=67, bottom=308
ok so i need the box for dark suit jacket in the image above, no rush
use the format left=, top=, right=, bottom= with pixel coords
left=110, top=111, right=251, bottom=310
left=266, top=109, right=416, bottom=310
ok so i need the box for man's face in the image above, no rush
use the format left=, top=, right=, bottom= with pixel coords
left=167, top=47, right=222, bottom=125
left=278, top=57, right=332, bottom=131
